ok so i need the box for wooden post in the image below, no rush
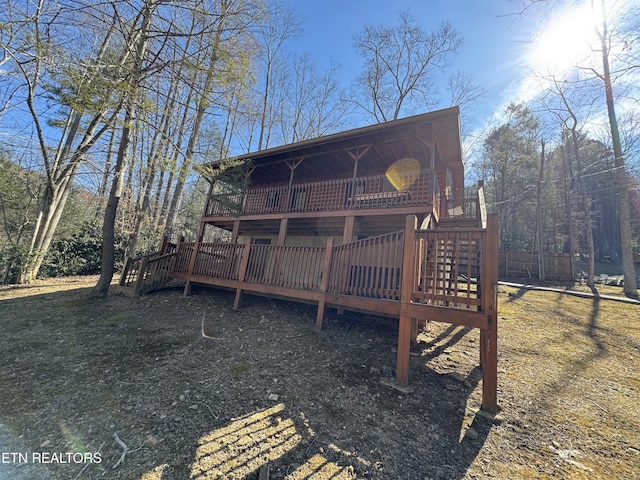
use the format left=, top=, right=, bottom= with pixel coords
left=316, top=237, right=334, bottom=331
left=396, top=215, right=417, bottom=386
left=410, top=318, right=419, bottom=346
left=277, top=218, right=288, bottom=246
left=159, top=235, right=169, bottom=254
left=231, top=220, right=240, bottom=244
left=233, top=237, right=253, bottom=310
left=342, top=216, right=354, bottom=244
left=505, top=251, right=509, bottom=279
left=119, top=258, right=132, bottom=287
left=336, top=216, right=355, bottom=316
left=476, top=179, right=484, bottom=213
left=134, top=256, right=148, bottom=296
left=480, top=214, right=499, bottom=413
left=183, top=223, right=206, bottom=297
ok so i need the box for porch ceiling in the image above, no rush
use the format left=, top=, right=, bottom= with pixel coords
left=208, top=107, right=462, bottom=186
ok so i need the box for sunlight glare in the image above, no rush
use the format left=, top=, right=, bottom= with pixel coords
left=529, top=3, right=596, bottom=73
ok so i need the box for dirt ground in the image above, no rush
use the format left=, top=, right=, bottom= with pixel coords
left=0, top=276, right=639, bottom=480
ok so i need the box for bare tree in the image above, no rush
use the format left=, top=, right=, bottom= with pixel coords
left=164, top=0, right=258, bottom=238
left=591, top=0, right=638, bottom=297
left=279, top=53, right=349, bottom=142
left=1, top=0, right=126, bottom=282
left=352, top=10, right=463, bottom=122
left=521, top=0, right=638, bottom=294
left=537, top=73, right=598, bottom=285
left=94, top=0, right=158, bottom=297
left=255, top=0, right=302, bottom=150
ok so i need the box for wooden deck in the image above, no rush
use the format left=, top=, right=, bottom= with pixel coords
left=123, top=206, right=499, bottom=413
left=204, top=170, right=439, bottom=219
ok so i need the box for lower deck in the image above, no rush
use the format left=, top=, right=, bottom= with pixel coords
left=120, top=214, right=499, bottom=413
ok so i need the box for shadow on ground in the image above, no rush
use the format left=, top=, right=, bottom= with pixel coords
left=0, top=281, right=496, bottom=479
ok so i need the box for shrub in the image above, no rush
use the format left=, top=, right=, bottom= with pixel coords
left=40, top=223, right=125, bottom=277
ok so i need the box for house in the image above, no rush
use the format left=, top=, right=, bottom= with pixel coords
left=120, top=107, right=500, bottom=413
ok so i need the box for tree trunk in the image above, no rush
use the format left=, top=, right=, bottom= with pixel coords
left=93, top=0, right=156, bottom=297
left=596, top=0, right=637, bottom=297
left=561, top=144, right=576, bottom=278
left=165, top=1, right=230, bottom=238
left=536, top=140, right=545, bottom=281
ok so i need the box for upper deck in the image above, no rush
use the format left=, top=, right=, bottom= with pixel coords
left=204, top=169, right=440, bottom=219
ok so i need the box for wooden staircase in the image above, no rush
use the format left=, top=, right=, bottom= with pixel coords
left=116, top=239, right=178, bottom=296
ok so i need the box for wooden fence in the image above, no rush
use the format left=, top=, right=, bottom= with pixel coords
left=499, top=251, right=573, bottom=281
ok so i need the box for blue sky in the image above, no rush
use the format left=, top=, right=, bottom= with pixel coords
left=288, top=1, right=541, bottom=133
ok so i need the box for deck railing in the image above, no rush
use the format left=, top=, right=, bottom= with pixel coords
left=172, top=223, right=487, bottom=310
left=119, top=251, right=176, bottom=296
left=205, top=170, right=435, bottom=217
left=412, top=229, right=484, bottom=309
left=174, top=242, right=195, bottom=274
left=192, top=242, right=245, bottom=280
left=125, top=213, right=499, bottom=412
left=327, top=231, right=404, bottom=299
left=244, top=244, right=326, bottom=290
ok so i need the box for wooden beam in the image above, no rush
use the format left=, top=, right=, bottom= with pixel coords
left=183, top=223, right=206, bottom=296
left=277, top=218, right=288, bottom=246
left=323, top=293, right=401, bottom=317
left=410, top=318, right=419, bottom=346
left=316, top=237, right=334, bottom=331
left=401, top=303, right=489, bottom=329
left=231, top=220, right=240, bottom=243
left=233, top=238, right=252, bottom=309
left=396, top=215, right=417, bottom=386
left=202, top=204, right=436, bottom=224
left=481, top=214, right=499, bottom=414
left=133, top=256, right=148, bottom=296
left=342, top=216, right=354, bottom=244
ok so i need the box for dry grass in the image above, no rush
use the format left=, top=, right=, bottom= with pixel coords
left=0, top=277, right=638, bottom=479
left=490, top=285, right=640, bottom=479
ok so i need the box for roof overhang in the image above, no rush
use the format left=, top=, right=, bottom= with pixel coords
left=208, top=107, right=463, bottom=186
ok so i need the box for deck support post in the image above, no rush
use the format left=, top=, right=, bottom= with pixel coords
left=184, top=224, right=205, bottom=296
left=159, top=236, right=169, bottom=254
left=234, top=237, right=253, bottom=310
left=133, top=256, right=148, bottom=296
left=410, top=318, right=419, bottom=346
left=480, top=214, right=499, bottom=413
left=316, top=238, right=334, bottom=332
left=277, top=218, right=288, bottom=245
left=336, top=216, right=355, bottom=317
left=342, top=216, right=354, bottom=244
left=231, top=221, right=240, bottom=243
left=396, top=215, right=417, bottom=386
